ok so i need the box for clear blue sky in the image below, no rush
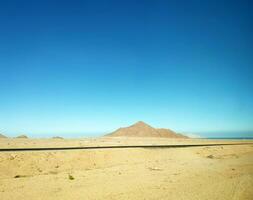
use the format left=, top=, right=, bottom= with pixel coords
left=0, top=0, right=252, bottom=138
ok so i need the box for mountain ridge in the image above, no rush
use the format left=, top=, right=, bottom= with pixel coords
left=0, top=133, right=7, bottom=138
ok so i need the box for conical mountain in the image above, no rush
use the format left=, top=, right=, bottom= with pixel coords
left=106, top=121, right=188, bottom=138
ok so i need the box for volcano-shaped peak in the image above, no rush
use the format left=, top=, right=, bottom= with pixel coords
left=106, top=121, right=188, bottom=138
left=132, top=121, right=152, bottom=127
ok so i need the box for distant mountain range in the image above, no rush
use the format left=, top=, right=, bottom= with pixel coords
left=106, top=121, right=188, bottom=138
left=16, top=135, right=28, bottom=139
left=0, top=134, right=29, bottom=139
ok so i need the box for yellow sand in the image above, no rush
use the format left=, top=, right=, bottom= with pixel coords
left=0, top=138, right=252, bottom=200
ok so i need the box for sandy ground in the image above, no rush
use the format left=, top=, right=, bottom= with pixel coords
left=0, top=137, right=252, bottom=148
left=0, top=138, right=253, bottom=200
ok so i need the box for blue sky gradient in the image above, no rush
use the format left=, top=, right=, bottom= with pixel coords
left=0, top=0, right=253, bottom=138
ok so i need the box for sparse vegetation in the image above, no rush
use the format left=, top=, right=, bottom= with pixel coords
left=14, top=175, right=27, bottom=178
left=68, top=174, right=74, bottom=180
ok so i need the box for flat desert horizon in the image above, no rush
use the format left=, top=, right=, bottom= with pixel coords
left=0, top=136, right=253, bottom=200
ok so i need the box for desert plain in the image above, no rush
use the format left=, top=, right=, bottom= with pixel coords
left=0, top=137, right=253, bottom=200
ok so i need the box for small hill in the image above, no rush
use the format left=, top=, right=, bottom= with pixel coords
left=16, top=134, right=28, bottom=139
left=106, top=121, right=188, bottom=138
left=52, top=136, right=64, bottom=139
left=0, top=133, right=7, bottom=138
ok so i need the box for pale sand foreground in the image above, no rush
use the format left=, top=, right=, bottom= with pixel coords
left=0, top=138, right=253, bottom=200
left=1, top=137, right=252, bottom=148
